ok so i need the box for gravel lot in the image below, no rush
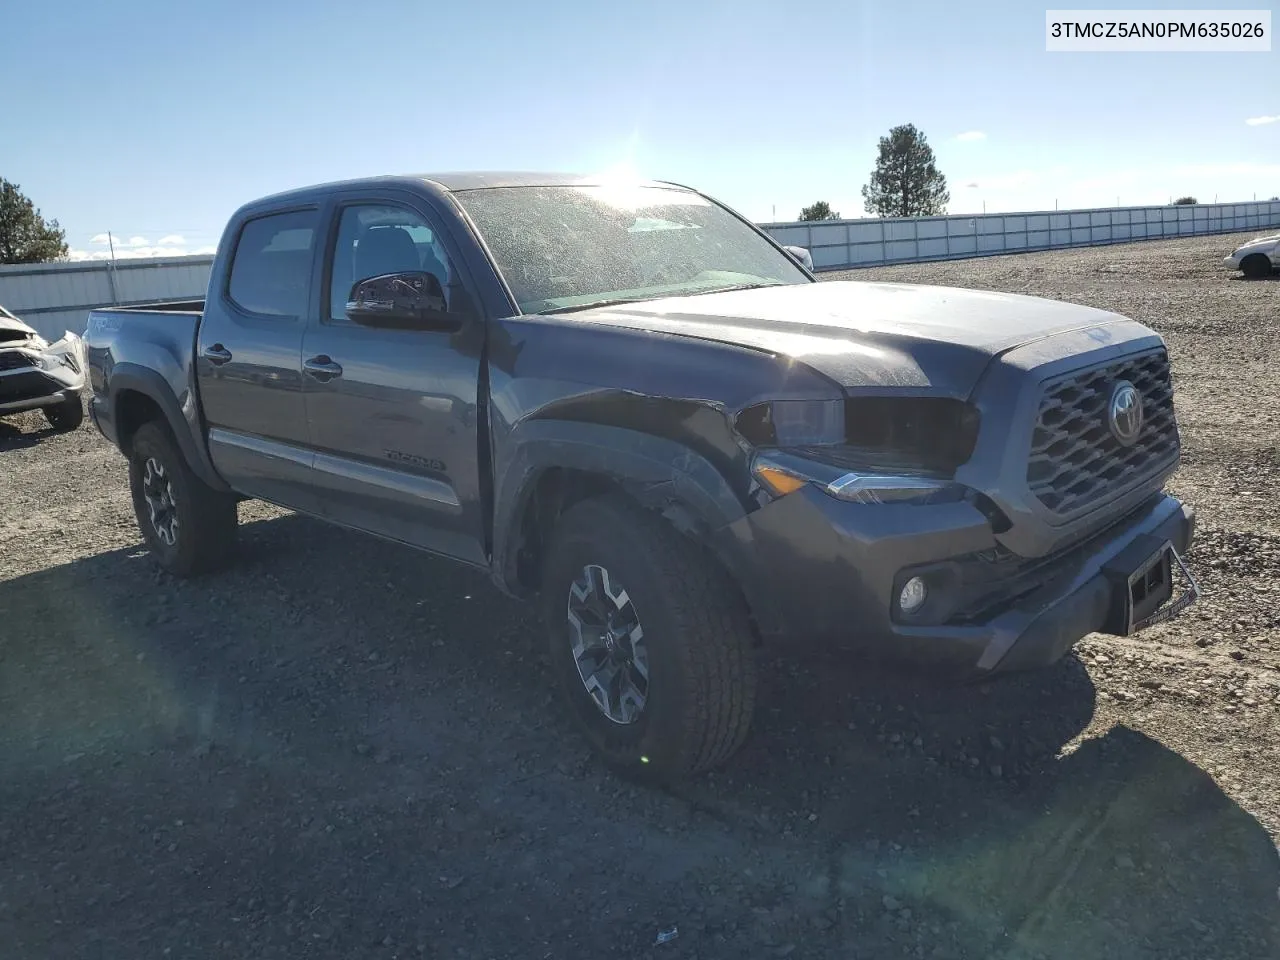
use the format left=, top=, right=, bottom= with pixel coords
left=3, top=231, right=1279, bottom=959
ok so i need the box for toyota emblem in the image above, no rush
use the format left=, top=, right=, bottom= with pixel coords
left=1108, top=381, right=1144, bottom=446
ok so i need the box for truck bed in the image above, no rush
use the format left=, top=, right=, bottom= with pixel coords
left=85, top=303, right=206, bottom=456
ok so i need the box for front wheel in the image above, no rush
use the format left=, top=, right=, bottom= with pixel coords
left=541, top=495, right=758, bottom=781
left=1241, top=253, right=1273, bottom=279
left=128, top=421, right=239, bottom=577
left=43, top=396, right=84, bottom=432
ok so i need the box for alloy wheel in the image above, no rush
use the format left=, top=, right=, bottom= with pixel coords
left=566, top=563, right=650, bottom=724
left=141, top=457, right=179, bottom=547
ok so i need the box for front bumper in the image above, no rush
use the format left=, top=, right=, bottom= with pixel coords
left=0, top=368, right=84, bottom=415
left=725, top=486, right=1195, bottom=675
left=1223, top=254, right=1242, bottom=269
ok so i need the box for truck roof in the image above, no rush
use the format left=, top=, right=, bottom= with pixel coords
left=244, top=172, right=691, bottom=210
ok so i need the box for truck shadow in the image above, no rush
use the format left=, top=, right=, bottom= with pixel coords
left=1, top=511, right=1277, bottom=958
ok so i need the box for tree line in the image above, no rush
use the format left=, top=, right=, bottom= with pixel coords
left=796, top=126, right=1232, bottom=221
left=0, top=178, right=68, bottom=264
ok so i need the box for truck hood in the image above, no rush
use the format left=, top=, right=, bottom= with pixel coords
left=558, top=281, right=1133, bottom=397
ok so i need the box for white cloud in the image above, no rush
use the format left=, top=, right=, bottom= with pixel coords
left=954, top=130, right=987, bottom=142
left=67, top=232, right=217, bottom=262
left=964, top=181, right=980, bottom=188
left=67, top=245, right=205, bottom=262
left=1245, top=115, right=1279, bottom=126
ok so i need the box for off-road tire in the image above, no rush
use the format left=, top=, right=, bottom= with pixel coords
left=1241, top=253, right=1273, bottom=280
left=128, top=421, right=238, bottom=577
left=541, top=494, right=757, bottom=781
left=43, top=396, right=84, bottom=432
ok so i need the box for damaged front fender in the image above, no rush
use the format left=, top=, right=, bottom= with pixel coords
left=491, top=418, right=746, bottom=575
left=489, top=413, right=788, bottom=636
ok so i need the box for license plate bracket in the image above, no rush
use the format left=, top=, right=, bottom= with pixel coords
left=1101, top=534, right=1198, bottom=635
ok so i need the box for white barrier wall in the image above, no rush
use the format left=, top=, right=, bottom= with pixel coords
left=761, top=200, right=1280, bottom=271
left=0, top=256, right=214, bottom=340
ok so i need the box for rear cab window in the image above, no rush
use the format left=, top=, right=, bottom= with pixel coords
left=227, top=209, right=320, bottom=318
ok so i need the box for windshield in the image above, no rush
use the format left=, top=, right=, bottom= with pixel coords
left=453, top=184, right=811, bottom=314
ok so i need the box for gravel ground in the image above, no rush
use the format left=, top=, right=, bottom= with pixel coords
left=2, top=231, right=1279, bottom=959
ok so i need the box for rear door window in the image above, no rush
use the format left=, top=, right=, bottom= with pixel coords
left=227, top=209, right=320, bottom=318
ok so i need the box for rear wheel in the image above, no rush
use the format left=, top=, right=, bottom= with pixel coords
left=1241, top=253, right=1273, bottom=279
left=541, top=494, right=757, bottom=781
left=128, top=421, right=238, bottom=577
left=43, top=396, right=84, bottom=432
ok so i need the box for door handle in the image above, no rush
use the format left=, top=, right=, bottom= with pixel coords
left=304, top=355, right=343, bottom=382
left=203, top=344, right=233, bottom=365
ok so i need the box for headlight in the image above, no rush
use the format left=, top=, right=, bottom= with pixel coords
left=825, top=471, right=961, bottom=504
left=43, top=333, right=84, bottom=374
left=752, top=455, right=963, bottom=505
left=740, top=395, right=979, bottom=505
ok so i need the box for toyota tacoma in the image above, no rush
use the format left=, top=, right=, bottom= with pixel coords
left=84, top=173, right=1198, bottom=779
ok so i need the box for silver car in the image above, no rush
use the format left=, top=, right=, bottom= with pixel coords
left=1222, top=232, right=1279, bottom=279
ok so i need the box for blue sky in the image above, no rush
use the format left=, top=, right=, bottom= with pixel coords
left=2, top=0, right=1276, bottom=259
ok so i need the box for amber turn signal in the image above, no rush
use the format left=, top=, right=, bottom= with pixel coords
left=753, top=463, right=808, bottom=497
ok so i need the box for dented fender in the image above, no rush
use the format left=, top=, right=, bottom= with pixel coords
left=489, top=413, right=790, bottom=636
left=482, top=311, right=851, bottom=629
left=491, top=418, right=746, bottom=579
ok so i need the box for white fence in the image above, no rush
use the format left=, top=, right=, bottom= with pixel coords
left=760, top=200, right=1280, bottom=271
left=2, top=199, right=1278, bottom=338
left=0, top=256, right=214, bottom=340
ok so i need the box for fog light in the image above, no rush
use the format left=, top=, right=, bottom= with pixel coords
left=899, top=576, right=928, bottom=614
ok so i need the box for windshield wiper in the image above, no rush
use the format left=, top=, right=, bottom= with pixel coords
left=535, top=296, right=659, bottom=315
left=689, top=281, right=786, bottom=296
left=535, top=281, right=787, bottom=315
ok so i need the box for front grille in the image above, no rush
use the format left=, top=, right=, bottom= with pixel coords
left=1026, top=349, right=1178, bottom=515
left=0, top=350, right=37, bottom=372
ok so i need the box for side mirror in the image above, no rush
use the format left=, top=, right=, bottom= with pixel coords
left=345, top=271, right=463, bottom=330
left=783, top=245, right=814, bottom=271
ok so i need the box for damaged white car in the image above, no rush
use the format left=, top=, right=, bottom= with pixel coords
left=1222, top=233, right=1279, bottom=279
left=0, top=303, right=87, bottom=431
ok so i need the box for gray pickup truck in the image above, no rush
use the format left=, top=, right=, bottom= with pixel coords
left=85, top=173, right=1198, bottom=779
